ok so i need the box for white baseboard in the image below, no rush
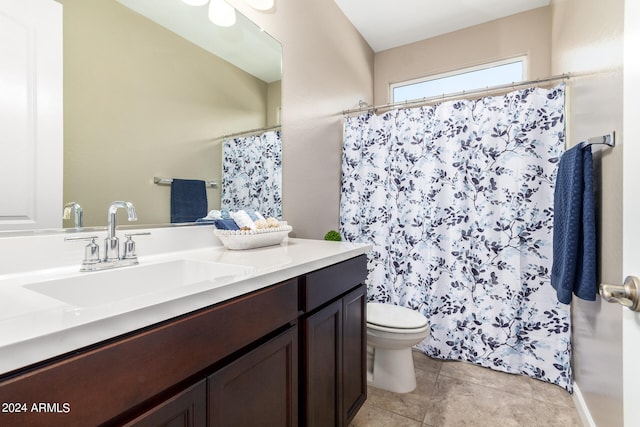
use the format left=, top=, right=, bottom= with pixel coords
left=572, top=381, right=596, bottom=427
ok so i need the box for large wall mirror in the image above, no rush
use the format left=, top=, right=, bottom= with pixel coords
left=58, top=0, right=282, bottom=228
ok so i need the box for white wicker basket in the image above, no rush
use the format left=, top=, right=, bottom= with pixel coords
left=214, top=225, right=292, bottom=250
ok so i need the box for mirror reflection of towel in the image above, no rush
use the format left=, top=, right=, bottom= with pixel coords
left=170, top=179, right=208, bottom=223
left=551, top=144, right=596, bottom=304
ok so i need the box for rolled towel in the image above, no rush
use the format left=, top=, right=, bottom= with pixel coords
left=195, top=218, right=216, bottom=224
left=245, top=209, right=266, bottom=222
left=203, top=210, right=223, bottom=220
left=232, top=210, right=256, bottom=230
left=212, top=219, right=240, bottom=230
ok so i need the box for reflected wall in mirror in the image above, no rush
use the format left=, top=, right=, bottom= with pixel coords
left=58, top=0, right=282, bottom=227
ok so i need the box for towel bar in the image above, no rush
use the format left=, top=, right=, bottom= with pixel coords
left=153, top=177, right=218, bottom=188
left=579, top=132, right=615, bottom=148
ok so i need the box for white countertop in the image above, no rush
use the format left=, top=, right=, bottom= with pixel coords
left=0, top=237, right=370, bottom=376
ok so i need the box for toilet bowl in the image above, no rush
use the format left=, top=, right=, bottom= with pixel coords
left=366, top=302, right=430, bottom=393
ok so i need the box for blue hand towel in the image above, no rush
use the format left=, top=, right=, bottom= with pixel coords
left=170, top=179, right=208, bottom=223
left=550, top=144, right=597, bottom=304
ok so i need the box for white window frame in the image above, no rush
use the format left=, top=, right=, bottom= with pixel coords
left=389, top=56, right=528, bottom=103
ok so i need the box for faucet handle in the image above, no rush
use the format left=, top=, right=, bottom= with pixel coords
left=83, top=238, right=101, bottom=267
left=65, top=236, right=101, bottom=271
left=122, top=232, right=151, bottom=260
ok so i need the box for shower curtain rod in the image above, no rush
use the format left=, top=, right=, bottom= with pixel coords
left=342, top=73, right=572, bottom=116
left=215, top=125, right=281, bottom=141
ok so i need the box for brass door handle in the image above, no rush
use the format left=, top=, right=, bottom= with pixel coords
left=600, top=276, right=640, bottom=312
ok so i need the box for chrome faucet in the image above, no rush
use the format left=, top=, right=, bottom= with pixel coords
left=65, top=202, right=151, bottom=271
left=63, top=202, right=83, bottom=228
left=66, top=201, right=149, bottom=272
left=105, top=201, right=137, bottom=261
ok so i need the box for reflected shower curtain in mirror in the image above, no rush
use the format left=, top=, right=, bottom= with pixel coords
left=222, top=130, right=282, bottom=218
left=340, top=85, right=573, bottom=391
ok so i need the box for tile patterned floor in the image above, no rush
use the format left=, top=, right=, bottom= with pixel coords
left=350, top=350, right=583, bottom=427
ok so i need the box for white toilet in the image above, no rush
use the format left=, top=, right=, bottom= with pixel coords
left=366, top=302, right=430, bottom=393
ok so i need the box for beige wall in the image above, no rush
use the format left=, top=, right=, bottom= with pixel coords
left=374, top=7, right=552, bottom=105
left=60, top=0, right=271, bottom=226
left=551, top=0, right=624, bottom=425
left=227, top=0, right=374, bottom=239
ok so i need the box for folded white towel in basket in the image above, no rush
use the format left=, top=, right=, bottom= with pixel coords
left=232, top=210, right=256, bottom=230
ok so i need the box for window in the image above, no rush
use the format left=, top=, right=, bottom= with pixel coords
left=391, top=57, right=526, bottom=103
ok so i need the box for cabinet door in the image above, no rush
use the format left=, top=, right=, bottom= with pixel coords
left=303, top=285, right=367, bottom=427
left=123, top=380, right=206, bottom=427
left=303, top=299, right=343, bottom=427
left=208, top=326, right=298, bottom=427
left=342, top=284, right=367, bottom=425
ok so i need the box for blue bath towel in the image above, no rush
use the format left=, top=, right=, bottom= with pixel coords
left=170, top=179, right=208, bottom=223
left=550, top=144, right=597, bottom=304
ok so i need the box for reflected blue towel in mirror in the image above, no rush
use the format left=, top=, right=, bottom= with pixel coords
left=550, top=144, right=597, bottom=304
left=170, top=179, right=208, bottom=223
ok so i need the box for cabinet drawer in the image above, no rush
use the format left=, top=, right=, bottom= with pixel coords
left=301, top=255, right=367, bottom=312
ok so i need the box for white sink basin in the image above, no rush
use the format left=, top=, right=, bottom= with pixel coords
left=23, top=259, right=253, bottom=307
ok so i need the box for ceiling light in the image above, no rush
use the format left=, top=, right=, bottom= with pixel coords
left=208, top=0, right=236, bottom=27
left=182, top=0, right=209, bottom=6
left=246, top=0, right=274, bottom=11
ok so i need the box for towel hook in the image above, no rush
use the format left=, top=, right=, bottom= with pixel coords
left=600, top=276, right=640, bottom=311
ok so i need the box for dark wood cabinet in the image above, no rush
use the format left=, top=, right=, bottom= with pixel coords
left=0, top=279, right=298, bottom=427
left=341, top=284, right=367, bottom=424
left=123, top=326, right=298, bottom=427
left=301, top=255, right=368, bottom=427
left=303, top=299, right=342, bottom=427
left=0, top=255, right=368, bottom=427
left=123, top=380, right=207, bottom=427
left=208, top=326, right=298, bottom=427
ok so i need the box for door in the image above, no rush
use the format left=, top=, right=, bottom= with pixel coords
left=623, top=1, right=640, bottom=425
left=0, top=0, right=63, bottom=230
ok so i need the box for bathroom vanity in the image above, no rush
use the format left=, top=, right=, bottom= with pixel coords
left=0, top=229, right=369, bottom=426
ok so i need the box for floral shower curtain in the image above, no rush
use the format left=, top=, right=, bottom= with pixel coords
left=222, top=130, right=282, bottom=218
left=340, top=85, right=573, bottom=391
